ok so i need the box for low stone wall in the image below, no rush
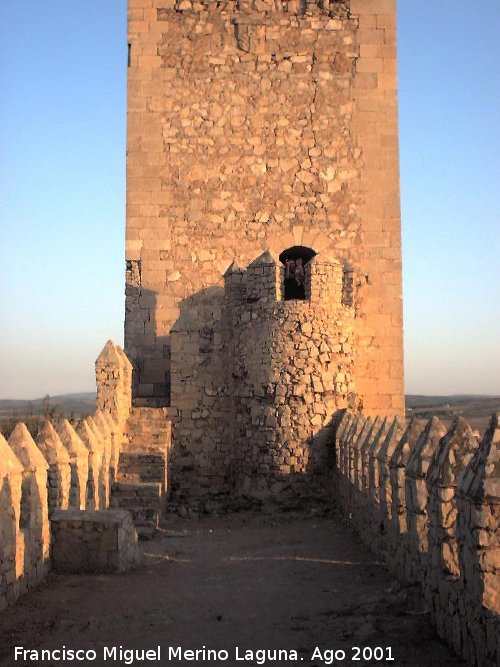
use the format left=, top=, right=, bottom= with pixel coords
left=335, top=410, right=500, bottom=667
left=0, top=341, right=135, bottom=612
left=51, top=510, right=141, bottom=573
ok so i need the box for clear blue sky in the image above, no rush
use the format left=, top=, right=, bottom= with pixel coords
left=0, top=1, right=498, bottom=399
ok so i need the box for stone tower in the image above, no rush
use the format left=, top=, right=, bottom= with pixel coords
left=125, top=0, right=404, bottom=421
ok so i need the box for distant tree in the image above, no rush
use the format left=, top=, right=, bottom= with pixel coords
left=0, top=416, right=42, bottom=439
left=41, top=394, right=59, bottom=421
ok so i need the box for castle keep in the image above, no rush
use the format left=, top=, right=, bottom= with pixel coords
left=125, top=0, right=404, bottom=421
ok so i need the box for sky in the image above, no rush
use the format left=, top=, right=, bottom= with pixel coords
left=0, top=1, right=498, bottom=400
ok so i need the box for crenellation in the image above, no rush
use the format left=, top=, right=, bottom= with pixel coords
left=57, top=419, right=90, bottom=511
left=76, top=418, right=103, bottom=511
left=0, top=343, right=142, bottom=611
left=405, top=416, right=448, bottom=586
left=386, top=417, right=424, bottom=576
left=456, top=414, right=500, bottom=665
left=7, top=423, right=50, bottom=596
left=34, top=420, right=71, bottom=514
left=0, top=433, right=24, bottom=612
left=334, top=412, right=500, bottom=667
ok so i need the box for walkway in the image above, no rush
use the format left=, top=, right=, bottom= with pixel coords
left=0, top=512, right=465, bottom=666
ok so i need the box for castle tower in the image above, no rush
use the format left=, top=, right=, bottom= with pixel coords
left=125, top=0, right=404, bottom=418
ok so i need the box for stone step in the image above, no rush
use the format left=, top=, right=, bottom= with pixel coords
left=111, top=495, right=160, bottom=510
left=117, top=454, right=166, bottom=485
left=108, top=501, right=159, bottom=524
left=116, top=472, right=143, bottom=484
left=111, top=482, right=161, bottom=499
left=119, top=452, right=166, bottom=466
left=135, top=523, right=157, bottom=540
left=110, top=481, right=162, bottom=540
left=113, top=406, right=171, bottom=541
left=127, top=414, right=170, bottom=424
left=126, top=421, right=170, bottom=431
left=120, top=442, right=167, bottom=458
left=127, top=415, right=170, bottom=430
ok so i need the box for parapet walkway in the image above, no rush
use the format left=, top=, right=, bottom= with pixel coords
left=0, top=512, right=465, bottom=667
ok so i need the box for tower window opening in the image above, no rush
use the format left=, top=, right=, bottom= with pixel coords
left=279, top=246, right=316, bottom=301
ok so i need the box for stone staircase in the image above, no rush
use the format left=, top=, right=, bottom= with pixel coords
left=110, top=408, right=171, bottom=539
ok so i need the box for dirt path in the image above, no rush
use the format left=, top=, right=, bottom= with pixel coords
left=0, top=512, right=465, bottom=667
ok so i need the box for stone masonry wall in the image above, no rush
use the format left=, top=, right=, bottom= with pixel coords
left=0, top=342, right=136, bottom=612
left=229, top=253, right=358, bottom=499
left=335, top=411, right=500, bottom=667
left=125, top=0, right=404, bottom=416
left=169, top=250, right=358, bottom=500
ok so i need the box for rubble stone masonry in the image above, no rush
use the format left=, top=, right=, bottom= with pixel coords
left=335, top=411, right=500, bottom=667
left=125, top=0, right=404, bottom=416
left=169, top=250, right=359, bottom=499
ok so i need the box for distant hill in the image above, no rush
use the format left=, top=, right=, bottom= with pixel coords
left=406, top=394, right=499, bottom=434
left=0, top=392, right=96, bottom=420
left=1, top=391, right=497, bottom=435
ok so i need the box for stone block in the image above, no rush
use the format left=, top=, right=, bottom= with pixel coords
left=51, top=510, right=141, bottom=574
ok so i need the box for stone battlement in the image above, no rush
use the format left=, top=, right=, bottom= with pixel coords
left=334, top=411, right=500, bottom=667
left=0, top=342, right=149, bottom=612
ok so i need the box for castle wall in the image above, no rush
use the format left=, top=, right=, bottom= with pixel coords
left=334, top=411, right=500, bottom=667
left=0, top=342, right=136, bottom=612
left=125, top=0, right=404, bottom=415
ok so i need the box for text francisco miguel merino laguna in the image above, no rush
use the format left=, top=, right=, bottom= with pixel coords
left=14, top=645, right=353, bottom=665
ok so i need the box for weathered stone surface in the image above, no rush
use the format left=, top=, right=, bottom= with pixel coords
left=0, top=432, right=24, bottom=477
left=170, top=254, right=359, bottom=499
left=50, top=509, right=141, bottom=574
left=0, top=434, right=23, bottom=612
left=387, top=417, right=424, bottom=575
left=405, top=416, right=448, bottom=584
left=459, top=412, right=500, bottom=502
left=426, top=418, right=478, bottom=588
left=125, top=0, right=404, bottom=422
left=7, top=423, right=50, bottom=598
left=57, top=419, right=89, bottom=511
left=457, top=414, right=500, bottom=623
left=334, top=410, right=500, bottom=667
left=76, top=418, right=104, bottom=511
left=95, top=340, right=133, bottom=425
left=34, top=420, right=71, bottom=513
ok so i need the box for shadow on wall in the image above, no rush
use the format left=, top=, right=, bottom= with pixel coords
left=0, top=476, right=17, bottom=607
left=334, top=411, right=500, bottom=667
left=126, top=249, right=358, bottom=502
left=168, top=285, right=231, bottom=498
left=165, top=252, right=358, bottom=502
left=21, top=475, right=45, bottom=592
left=235, top=413, right=346, bottom=505
left=125, top=282, right=171, bottom=405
